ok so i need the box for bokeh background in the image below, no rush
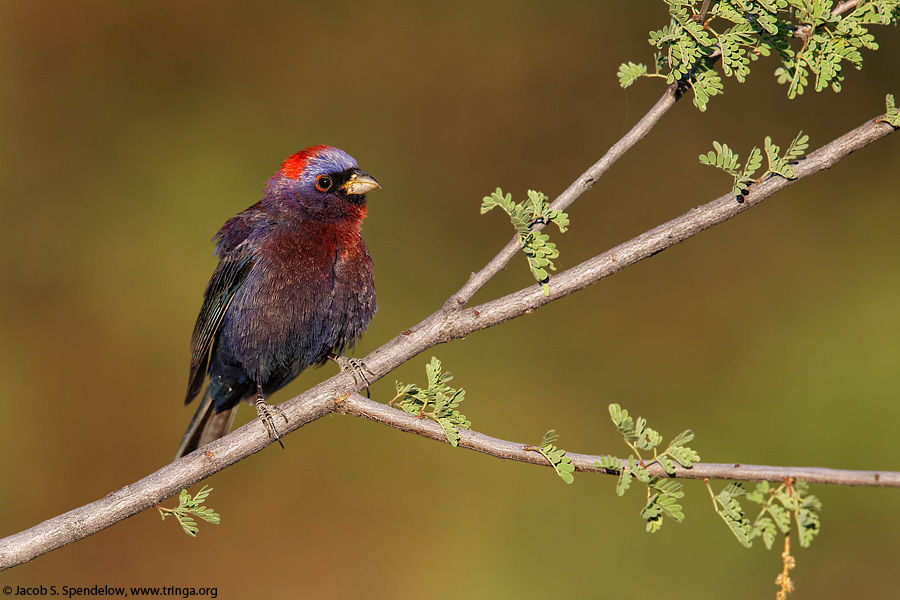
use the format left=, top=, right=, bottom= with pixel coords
left=1, top=1, right=898, bottom=597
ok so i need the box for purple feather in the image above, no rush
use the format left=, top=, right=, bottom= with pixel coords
left=176, top=146, right=379, bottom=458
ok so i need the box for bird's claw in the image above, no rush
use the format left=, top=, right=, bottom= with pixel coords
left=334, top=356, right=374, bottom=393
left=255, top=397, right=287, bottom=449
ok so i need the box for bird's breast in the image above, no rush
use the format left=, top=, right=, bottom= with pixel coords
left=219, top=222, right=375, bottom=384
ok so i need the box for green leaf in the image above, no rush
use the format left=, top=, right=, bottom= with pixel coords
left=656, top=453, right=676, bottom=475
left=736, top=146, right=763, bottom=193
left=668, top=444, right=700, bottom=468
left=783, top=130, right=810, bottom=162
left=596, top=455, right=622, bottom=472
left=616, top=468, right=633, bottom=497
left=603, top=403, right=699, bottom=530
left=765, top=131, right=809, bottom=179
left=793, top=481, right=823, bottom=548
left=699, top=141, right=740, bottom=174
left=609, top=403, right=636, bottom=439
left=746, top=478, right=824, bottom=551
left=636, top=426, right=662, bottom=451
left=752, top=516, right=778, bottom=550
left=658, top=496, right=685, bottom=522
left=394, top=357, right=470, bottom=446
left=554, top=456, right=576, bottom=484
left=191, top=485, right=212, bottom=505
left=746, top=480, right=770, bottom=504
left=540, top=429, right=560, bottom=447
left=481, top=187, right=568, bottom=295
left=700, top=140, right=765, bottom=195
left=641, top=479, right=686, bottom=533
left=158, top=485, right=220, bottom=537
left=764, top=135, right=783, bottom=174
left=879, top=93, right=900, bottom=127
left=632, top=461, right=651, bottom=484
left=715, top=483, right=753, bottom=548
left=719, top=23, right=755, bottom=82
left=652, top=479, right=686, bottom=522
left=691, top=69, right=724, bottom=111
left=768, top=502, right=791, bottom=534
left=668, top=429, right=695, bottom=448
left=796, top=504, right=821, bottom=548
left=652, top=478, right=684, bottom=499
left=621, top=0, right=899, bottom=106
left=641, top=493, right=665, bottom=532
left=530, top=432, right=576, bottom=484
left=618, top=61, right=648, bottom=88
left=705, top=131, right=809, bottom=195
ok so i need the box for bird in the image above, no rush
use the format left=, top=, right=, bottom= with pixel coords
left=175, top=145, right=379, bottom=459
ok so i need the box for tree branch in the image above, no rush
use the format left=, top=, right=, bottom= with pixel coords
left=1, top=104, right=895, bottom=571
left=451, top=84, right=681, bottom=307
left=363, top=113, right=897, bottom=375
left=338, top=393, right=900, bottom=487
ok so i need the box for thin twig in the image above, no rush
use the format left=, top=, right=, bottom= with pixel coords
left=795, top=0, right=863, bottom=39
left=831, top=0, right=864, bottom=17
left=338, top=393, right=900, bottom=487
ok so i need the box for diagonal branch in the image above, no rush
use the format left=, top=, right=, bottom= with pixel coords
left=1, top=108, right=895, bottom=572
left=362, top=113, right=897, bottom=379
left=450, top=84, right=683, bottom=307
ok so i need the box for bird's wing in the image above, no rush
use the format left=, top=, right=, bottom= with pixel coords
left=185, top=241, right=254, bottom=404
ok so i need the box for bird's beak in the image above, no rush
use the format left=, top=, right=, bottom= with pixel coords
left=343, top=170, right=381, bottom=195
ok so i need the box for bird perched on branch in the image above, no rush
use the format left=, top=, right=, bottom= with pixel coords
left=176, top=145, right=379, bottom=458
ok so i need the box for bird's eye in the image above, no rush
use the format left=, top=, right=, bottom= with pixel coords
left=315, top=175, right=333, bottom=192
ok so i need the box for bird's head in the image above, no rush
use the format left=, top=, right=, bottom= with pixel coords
left=264, top=145, right=380, bottom=223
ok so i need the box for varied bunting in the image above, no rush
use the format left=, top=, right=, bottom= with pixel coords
left=176, top=145, right=379, bottom=458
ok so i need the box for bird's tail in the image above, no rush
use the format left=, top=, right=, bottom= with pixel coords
left=175, top=390, right=239, bottom=459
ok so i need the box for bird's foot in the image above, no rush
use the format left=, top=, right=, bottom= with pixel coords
left=255, top=397, right=288, bottom=449
left=332, top=355, right=374, bottom=396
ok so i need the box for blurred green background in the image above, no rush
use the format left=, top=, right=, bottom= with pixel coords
left=1, top=0, right=898, bottom=597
